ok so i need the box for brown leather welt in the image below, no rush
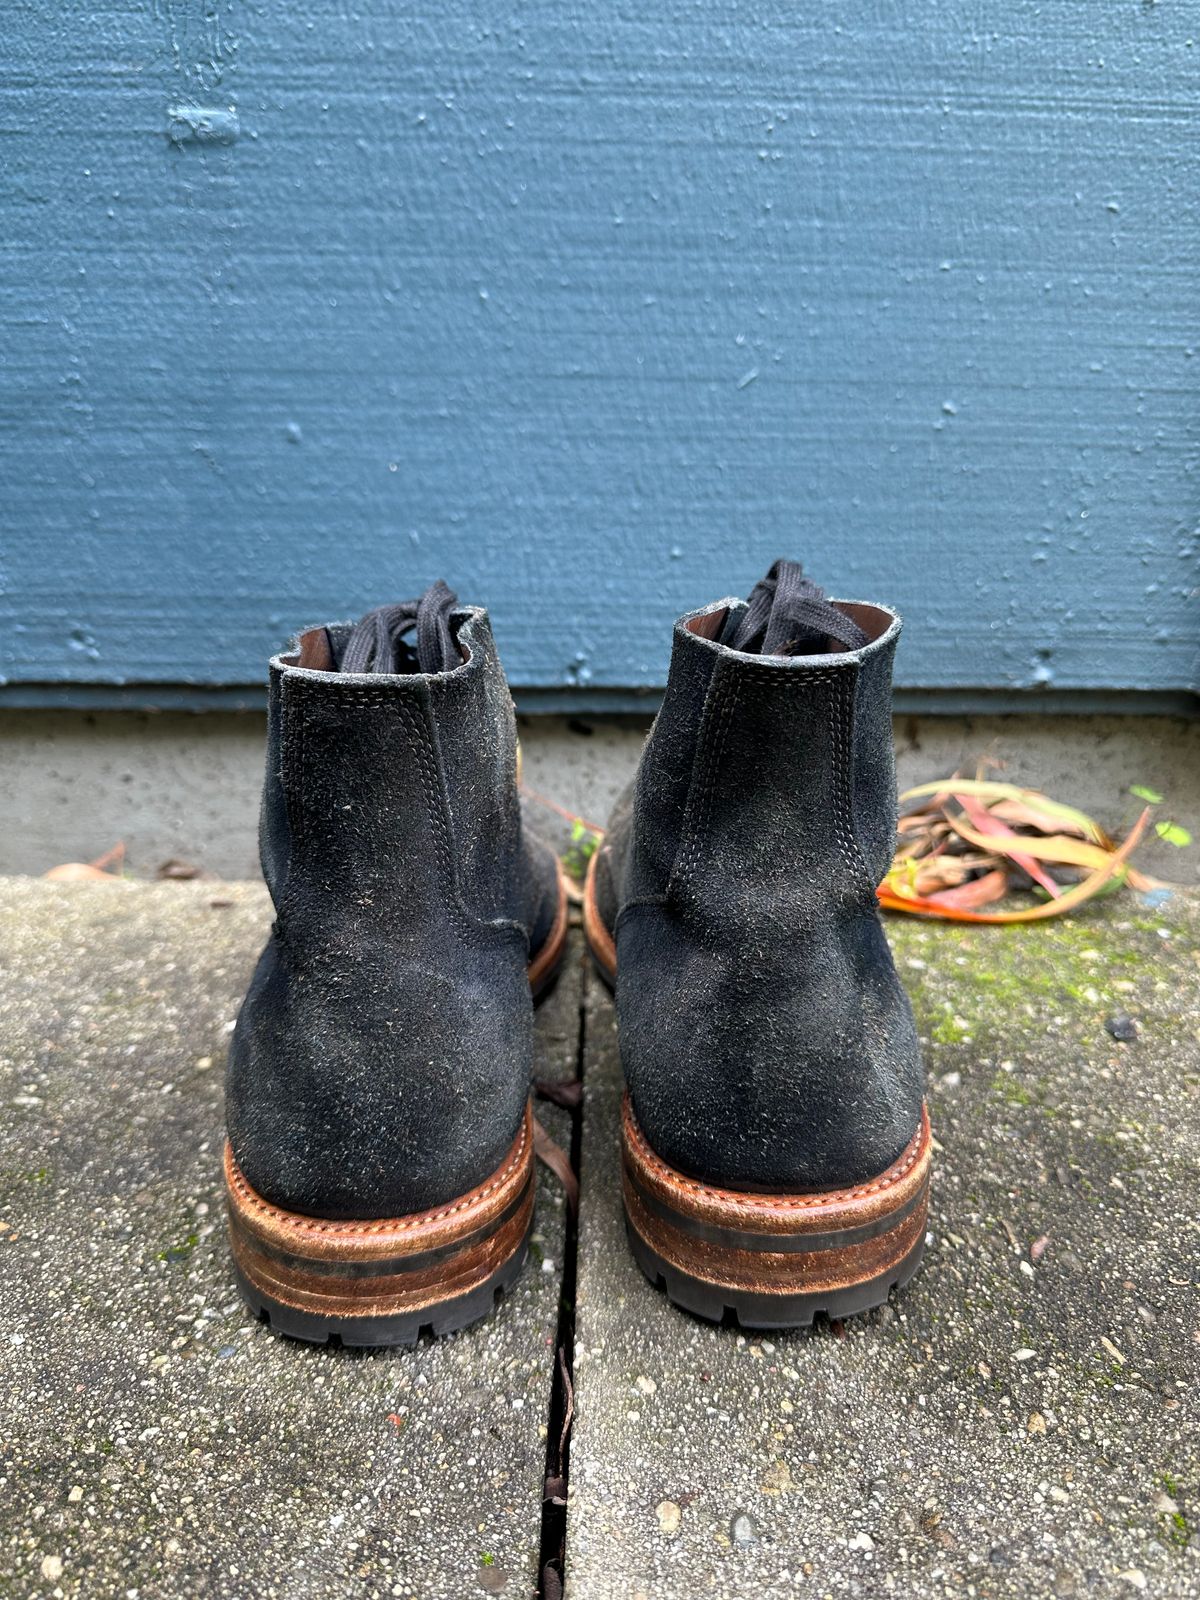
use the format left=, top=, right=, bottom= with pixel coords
left=622, top=1095, right=931, bottom=1233
left=624, top=1173, right=927, bottom=1297
left=224, top=1104, right=534, bottom=1261
left=528, top=862, right=571, bottom=990
left=624, top=1152, right=928, bottom=1254
left=582, top=851, right=617, bottom=980
left=230, top=1189, right=533, bottom=1319
left=235, top=1172, right=535, bottom=1279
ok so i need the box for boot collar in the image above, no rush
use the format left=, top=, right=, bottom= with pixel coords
left=271, top=605, right=494, bottom=686
left=675, top=596, right=900, bottom=671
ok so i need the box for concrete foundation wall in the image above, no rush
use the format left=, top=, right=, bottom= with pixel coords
left=0, top=711, right=1195, bottom=887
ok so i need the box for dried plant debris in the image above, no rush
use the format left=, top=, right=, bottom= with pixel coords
left=880, top=771, right=1189, bottom=924
left=42, top=842, right=125, bottom=881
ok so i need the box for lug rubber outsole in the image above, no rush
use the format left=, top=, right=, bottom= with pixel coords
left=226, top=1106, right=537, bottom=1350
left=621, top=1094, right=931, bottom=1330
left=232, top=1235, right=531, bottom=1348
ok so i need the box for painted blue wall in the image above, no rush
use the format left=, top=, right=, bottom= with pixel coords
left=2, top=2, right=1197, bottom=704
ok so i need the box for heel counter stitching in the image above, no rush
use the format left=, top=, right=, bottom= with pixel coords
left=278, top=678, right=522, bottom=950
left=670, top=664, right=741, bottom=903
left=830, top=667, right=876, bottom=897
left=275, top=676, right=308, bottom=929
left=670, top=661, right=866, bottom=904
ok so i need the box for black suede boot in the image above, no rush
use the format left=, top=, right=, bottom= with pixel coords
left=583, top=561, right=930, bottom=1329
left=225, top=584, right=568, bottom=1346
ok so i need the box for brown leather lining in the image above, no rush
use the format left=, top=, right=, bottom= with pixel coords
left=834, top=601, right=892, bottom=643
left=296, top=626, right=335, bottom=671
left=685, top=609, right=729, bottom=641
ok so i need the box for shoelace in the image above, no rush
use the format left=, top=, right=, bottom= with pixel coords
left=723, top=559, right=868, bottom=656
left=339, top=580, right=460, bottom=674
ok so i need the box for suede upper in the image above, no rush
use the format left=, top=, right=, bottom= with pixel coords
left=595, top=595, right=925, bottom=1193
left=227, top=606, right=561, bottom=1220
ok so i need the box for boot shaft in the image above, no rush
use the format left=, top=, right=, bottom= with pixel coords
left=602, top=576, right=924, bottom=1197
left=624, top=596, right=901, bottom=926
left=228, top=599, right=561, bottom=1223
left=259, top=606, right=525, bottom=938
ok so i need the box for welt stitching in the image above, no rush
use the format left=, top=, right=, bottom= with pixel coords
left=227, top=1116, right=532, bottom=1237
left=625, top=1099, right=928, bottom=1209
left=392, top=693, right=483, bottom=948
left=282, top=680, right=486, bottom=946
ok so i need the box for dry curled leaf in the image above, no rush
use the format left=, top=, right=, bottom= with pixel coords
left=879, top=768, right=1163, bottom=924
left=43, top=842, right=125, bottom=881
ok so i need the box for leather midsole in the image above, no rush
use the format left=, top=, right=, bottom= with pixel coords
left=581, top=850, right=617, bottom=982
left=621, top=1095, right=931, bottom=1297
left=225, top=1104, right=535, bottom=1319
left=528, top=861, right=571, bottom=992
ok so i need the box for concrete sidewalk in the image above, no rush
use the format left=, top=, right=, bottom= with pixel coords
left=0, top=882, right=580, bottom=1600
left=568, top=898, right=1200, bottom=1599
left=1, top=880, right=1198, bottom=1599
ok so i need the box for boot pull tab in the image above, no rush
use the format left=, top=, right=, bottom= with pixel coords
left=296, top=626, right=335, bottom=670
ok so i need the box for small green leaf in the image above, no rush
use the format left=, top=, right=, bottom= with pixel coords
left=562, top=818, right=602, bottom=882
left=1130, top=784, right=1163, bottom=804
left=1155, top=821, right=1192, bottom=848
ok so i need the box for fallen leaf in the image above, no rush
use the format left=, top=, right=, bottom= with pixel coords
left=900, top=780, right=1107, bottom=842
left=43, top=862, right=120, bottom=882
left=926, top=869, right=1009, bottom=910
left=949, top=794, right=1062, bottom=899
left=880, top=808, right=1151, bottom=923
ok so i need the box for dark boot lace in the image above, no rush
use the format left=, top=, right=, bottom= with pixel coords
left=722, top=559, right=868, bottom=656
left=339, top=580, right=460, bottom=674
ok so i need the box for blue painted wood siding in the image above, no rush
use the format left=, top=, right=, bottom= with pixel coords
left=2, top=3, right=1197, bottom=703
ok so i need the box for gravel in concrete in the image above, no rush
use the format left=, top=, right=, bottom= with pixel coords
left=0, top=881, right=583, bottom=1600
left=567, top=896, right=1200, bottom=1599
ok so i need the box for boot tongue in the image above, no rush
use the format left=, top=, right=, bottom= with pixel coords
left=722, top=559, right=868, bottom=657
left=338, top=581, right=461, bottom=674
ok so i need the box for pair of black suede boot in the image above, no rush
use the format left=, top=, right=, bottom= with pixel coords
left=225, top=562, right=930, bottom=1346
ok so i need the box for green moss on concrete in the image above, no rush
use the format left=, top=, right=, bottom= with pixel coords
left=931, top=1006, right=971, bottom=1045
left=892, top=901, right=1199, bottom=1065
left=157, top=1232, right=199, bottom=1264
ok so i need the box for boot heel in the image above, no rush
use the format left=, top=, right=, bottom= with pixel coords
left=225, top=1106, right=536, bottom=1347
left=621, top=1096, right=931, bottom=1330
